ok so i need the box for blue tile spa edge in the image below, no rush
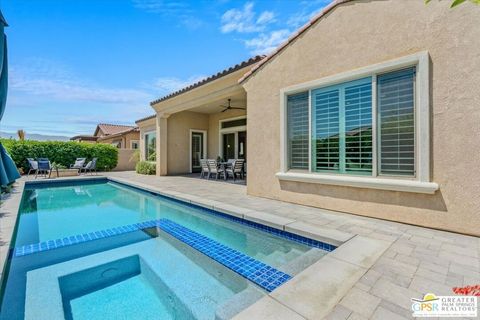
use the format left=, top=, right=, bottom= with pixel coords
left=157, top=219, right=291, bottom=292
left=109, top=179, right=337, bottom=252
left=14, top=219, right=160, bottom=257
left=14, top=217, right=292, bottom=292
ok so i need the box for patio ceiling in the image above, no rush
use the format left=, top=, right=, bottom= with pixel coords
left=188, top=91, right=246, bottom=114
left=151, top=66, right=249, bottom=116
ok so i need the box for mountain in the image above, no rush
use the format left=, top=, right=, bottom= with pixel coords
left=0, top=131, right=70, bottom=141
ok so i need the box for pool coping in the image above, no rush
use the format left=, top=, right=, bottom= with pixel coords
left=1, top=176, right=394, bottom=319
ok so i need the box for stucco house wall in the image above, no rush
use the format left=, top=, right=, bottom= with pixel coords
left=242, top=0, right=480, bottom=235
left=167, top=111, right=209, bottom=175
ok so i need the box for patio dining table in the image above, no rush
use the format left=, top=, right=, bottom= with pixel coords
left=218, top=162, right=233, bottom=180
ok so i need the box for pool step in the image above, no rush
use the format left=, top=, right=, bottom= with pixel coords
left=157, top=219, right=292, bottom=292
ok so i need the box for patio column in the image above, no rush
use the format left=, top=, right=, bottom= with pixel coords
left=156, top=112, right=170, bottom=176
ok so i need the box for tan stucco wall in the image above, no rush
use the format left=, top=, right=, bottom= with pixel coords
left=243, top=0, right=480, bottom=236
left=167, top=111, right=209, bottom=174
left=113, top=149, right=136, bottom=171
left=207, top=109, right=246, bottom=159
left=137, top=118, right=156, bottom=161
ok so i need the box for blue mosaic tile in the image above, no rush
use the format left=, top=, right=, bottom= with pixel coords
left=13, top=219, right=163, bottom=257
left=156, top=218, right=292, bottom=292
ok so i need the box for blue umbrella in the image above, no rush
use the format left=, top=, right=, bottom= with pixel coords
left=0, top=10, right=20, bottom=187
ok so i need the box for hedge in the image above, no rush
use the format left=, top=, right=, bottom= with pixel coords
left=1, top=139, right=118, bottom=172
left=135, top=161, right=156, bottom=175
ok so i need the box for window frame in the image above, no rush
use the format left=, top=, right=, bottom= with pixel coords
left=144, top=130, right=156, bottom=162
left=130, top=140, right=139, bottom=150
left=278, top=51, right=437, bottom=194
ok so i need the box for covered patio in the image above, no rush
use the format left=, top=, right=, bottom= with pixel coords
left=140, top=56, right=263, bottom=178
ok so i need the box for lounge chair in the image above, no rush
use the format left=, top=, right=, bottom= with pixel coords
left=36, top=158, right=52, bottom=179
left=81, top=158, right=97, bottom=175
left=200, top=159, right=209, bottom=178
left=26, top=158, right=38, bottom=177
left=70, top=158, right=86, bottom=173
left=226, top=159, right=245, bottom=182
left=206, top=159, right=224, bottom=180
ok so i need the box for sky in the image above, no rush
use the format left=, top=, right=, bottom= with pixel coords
left=0, top=0, right=330, bottom=137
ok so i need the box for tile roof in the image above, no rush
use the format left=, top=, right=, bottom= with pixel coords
left=135, top=114, right=156, bottom=124
left=150, top=55, right=265, bottom=106
left=239, top=0, right=352, bottom=83
left=95, top=123, right=137, bottom=136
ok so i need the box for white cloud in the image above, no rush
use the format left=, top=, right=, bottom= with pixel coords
left=220, top=2, right=275, bottom=33
left=152, top=75, right=206, bottom=95
left=244, top=29, right=291, bottom=55
left=256, top=11, right=276, bottom=25
left=9, top=59, right=153, bottom=105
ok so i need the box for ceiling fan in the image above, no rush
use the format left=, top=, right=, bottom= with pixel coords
left=219, top=99, right=246, bottom=113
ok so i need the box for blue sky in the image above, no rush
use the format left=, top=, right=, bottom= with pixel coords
left=0, top=0, right=330, bottom=137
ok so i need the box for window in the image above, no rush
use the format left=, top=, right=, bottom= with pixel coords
left=312, top=77, right=373, bottom=175
left=287, top=92, right=309, bottom=169
left=378, top=68, right=415, bottom=176
left=288, top=70, right=412, bottom=177
left=131, top=140, right=139, bottom=150
left=221, top=118, right=246, bottom=129
left=144, top=132, right=156, bottom=161
left=280, top=52, right=436, bottom=193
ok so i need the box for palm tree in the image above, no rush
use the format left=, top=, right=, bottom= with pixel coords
left=17, top=129, right=25, bottom=141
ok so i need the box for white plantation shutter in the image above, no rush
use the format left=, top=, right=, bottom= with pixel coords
left=312, top=88, right=340, bottom=172
left=344, top=81, right=373, bottom=174
left=378, top=68, right=416, bottom=176
left=312, top=77, right=372, bottom=174
left=287, top=92, right=309, bottom=169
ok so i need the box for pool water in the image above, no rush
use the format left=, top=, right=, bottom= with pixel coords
left=0, top=179, right=331, bottom=319
left=16, top=181, right=312, bottom=268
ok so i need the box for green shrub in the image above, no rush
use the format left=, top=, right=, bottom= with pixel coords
left=135, top=161, right=156, bottom=175
left=1, top=139, right=118, bottom=172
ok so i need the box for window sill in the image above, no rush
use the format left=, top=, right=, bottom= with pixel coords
left=276, top=172, right=439, bottom=194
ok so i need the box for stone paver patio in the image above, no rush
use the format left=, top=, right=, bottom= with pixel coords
left=1, top=171, right=479, bottom=319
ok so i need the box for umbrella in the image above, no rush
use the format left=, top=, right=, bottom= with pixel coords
left=0, top=10, right=20, bottom=187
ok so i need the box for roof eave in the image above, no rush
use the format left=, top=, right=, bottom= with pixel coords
left=150, top=55, right=265, bottom=106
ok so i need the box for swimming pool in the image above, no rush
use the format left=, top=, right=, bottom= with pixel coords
left=0, top=179, right=335, bottom=319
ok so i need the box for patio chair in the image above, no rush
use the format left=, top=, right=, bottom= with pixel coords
left=225, top=159, right=245, bottom=182
left=69, top=158, right=86, bottom=173
left=36, top=158, right=52, bottom=179
left=200, top=159, right=209, bottom=178
left=26, top=158, right=38, bottom=177
left=81, top=158, right=97, bottom=175
left=206, top=159, right=224, bottom=180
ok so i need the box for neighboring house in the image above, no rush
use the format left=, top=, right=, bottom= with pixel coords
left=139, top=0, right=480, bottom=236
left=93, top=124, right=140, bottom=150
left=70, top=123, right=140, bottom=171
